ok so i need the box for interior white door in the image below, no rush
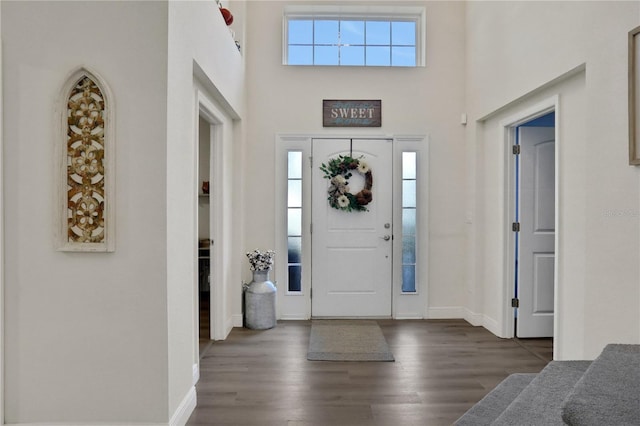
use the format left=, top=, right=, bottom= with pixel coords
left=311, top=138, right=393, bottom=317
left=517, top=126, right=555, bottom=338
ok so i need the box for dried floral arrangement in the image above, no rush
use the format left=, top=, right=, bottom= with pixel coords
left=246, top=249, right=275, bottom=271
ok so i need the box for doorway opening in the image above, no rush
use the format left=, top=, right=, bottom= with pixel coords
left=501, top=97, right=559, bottom=343
left=505, top=104, right=557, bottom=360
left=514, top=112, right=555, bottom=338
left=197, top=115, right=212, bottom=357
left=514, top=111, right=556, bottom=361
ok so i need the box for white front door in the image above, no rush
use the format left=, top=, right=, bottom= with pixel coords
left=311, top=138, right=393, bottom=317
left=517, top=126, right=555, bottom=338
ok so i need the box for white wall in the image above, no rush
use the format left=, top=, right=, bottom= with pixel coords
left=2, top=0, right=246, bottom=423
left=2, top=1, right=169, bottom=423
left=466, top=1, right=640, bottom=359
left=167, top=0, right=245, bottom=418
left=244, top=1, right=467, bottom=316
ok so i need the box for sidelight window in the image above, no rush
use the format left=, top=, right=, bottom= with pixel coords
left=287, top=151, right=303, bottom=292
left=401, top=152, right=417, bottom=293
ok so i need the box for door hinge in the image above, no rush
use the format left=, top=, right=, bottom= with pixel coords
left=512, top=145, right=521, bottom=155
left=310, top=223, right=313, bottom=234
left=512, top=222, right=520, bottom=232
left=310, top=288, right=312, bottom=299
left=309, top=156, right=313, bottom=167
left=511, top=298, right=520, bottom=308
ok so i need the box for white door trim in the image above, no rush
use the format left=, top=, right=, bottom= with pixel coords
left=499, top=96, right=559, bottom=356
left=393, top=135, right=430, bottom=319
left=195, top=88, right=228, bottom=342
left=275, top=134, right=428, bottom=321
left=0, top=34, right=5, bottom=426
left=274, top=135, right=313, bottom=320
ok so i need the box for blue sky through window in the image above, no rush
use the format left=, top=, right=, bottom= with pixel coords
left=287, top=18, right=417, bottom=66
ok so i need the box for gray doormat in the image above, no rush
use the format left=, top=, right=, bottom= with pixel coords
left=307, top=320, right=395, bottom=362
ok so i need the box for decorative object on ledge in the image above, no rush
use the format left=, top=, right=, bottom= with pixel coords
left=323, top=100, right=381, bottom=127
left=215, top=0, right=233, bottom=26
left=202, top=181, right=209, bottom=194
left=57, top=68, right=115, bottom=252
left=244, top=249, right=277, bottom=329
left=220, top=7, right=233, bottom=26
left=629, top=25, right=640, bottom=165
left=320, top=155, right=373, bottom=212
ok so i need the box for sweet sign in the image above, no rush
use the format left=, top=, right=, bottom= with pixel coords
left=323, top=100, right=381, bottom=127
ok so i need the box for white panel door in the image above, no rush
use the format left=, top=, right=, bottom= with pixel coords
left=517, top=127, right=555, bottom=338
left=311, top=138, right=393, bottom=317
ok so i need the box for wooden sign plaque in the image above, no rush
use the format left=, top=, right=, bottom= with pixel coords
left=323, top=100, right=381, bottom=127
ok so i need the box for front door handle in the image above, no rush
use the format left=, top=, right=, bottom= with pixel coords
left=381, top=235, right=391, bottom=241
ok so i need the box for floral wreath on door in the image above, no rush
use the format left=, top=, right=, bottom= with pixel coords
left=320, top=155, right=373, bottom=212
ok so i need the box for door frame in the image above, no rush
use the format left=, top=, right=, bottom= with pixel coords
left=0, top=34, right=5, bottom=426
left=193, top=85, right=231, bottom=383
left=500, top=96, right=559, bottom=349
left=274, top=134, right=428, bottom=320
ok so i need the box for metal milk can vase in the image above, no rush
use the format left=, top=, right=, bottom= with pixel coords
left=244, top=270, right=277, bottom=330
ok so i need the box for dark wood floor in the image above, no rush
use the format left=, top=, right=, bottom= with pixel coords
left=199, top=291, right=211, bottom=356
left=187, top=319, right=552, bottom=426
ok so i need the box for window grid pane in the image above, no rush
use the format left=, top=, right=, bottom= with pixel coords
left=287, top=17, right=417, bottom=67
left=366, top=21, right=390, bottom=45
left=288, top=265, right=302, bottom=292
left=402, top=152, right=417, bottom=293
left=288, top=20, right=313, bottom=44
left=288, top=151, right=302, bottom=178
left=341, top=20, right=365, bottom=45
left=287, top=151, right=303, bottom=293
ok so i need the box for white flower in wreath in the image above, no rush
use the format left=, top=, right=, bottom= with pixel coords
left=332, top=175, right=347, bottom=186
left=342, top=185, right=350, bottom=194
left=337, top=195, right=350, bottom=208
left=357, top=161, right=370, bottom=174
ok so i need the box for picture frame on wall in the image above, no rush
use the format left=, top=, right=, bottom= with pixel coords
left=629, top=25, right=640, bottom=165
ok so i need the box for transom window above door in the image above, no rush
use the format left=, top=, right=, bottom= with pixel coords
left=283, top=6, right=425, bottom=67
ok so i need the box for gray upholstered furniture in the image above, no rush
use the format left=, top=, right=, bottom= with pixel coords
left=455, top=344, right=640, bottom=425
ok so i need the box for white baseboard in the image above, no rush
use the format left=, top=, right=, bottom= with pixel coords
left=5, top=422, right=168, bottom=426
left=481, top=314, right=502, bottom=337
left=192, top=362, right=199, bottom=385
left=427, top=307, right=504, bottom=339
left=170, top=386, right=197, bottom=426
left=460, top=308, right=504, bottom=337
left=394, top=313, right=423, bottom=320
left=231, top=314, right=243, bottom=328
left=279, top=314, right=308, bottom=320
left=427, top=306, right=464, bottom=319
left=3, top=388, right=197, bottom=426
left=463, top=308, right=484, bottom=326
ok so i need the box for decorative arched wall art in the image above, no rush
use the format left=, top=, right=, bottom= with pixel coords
left=57, top=68, right=115, bottom=252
